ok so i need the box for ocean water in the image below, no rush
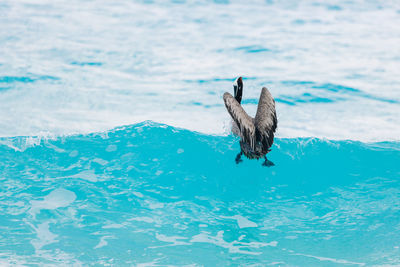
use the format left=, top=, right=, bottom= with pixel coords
left=1, top=122, right=400, bottom=266
left=1, top=0, right=400, bottom=266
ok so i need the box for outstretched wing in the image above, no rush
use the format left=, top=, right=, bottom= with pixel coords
left=223, top=92, right=256, bottom=149
left=254, top=87, right=277, bottom=149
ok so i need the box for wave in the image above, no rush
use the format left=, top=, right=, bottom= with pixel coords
left=1, top=121, right=399, bottom=265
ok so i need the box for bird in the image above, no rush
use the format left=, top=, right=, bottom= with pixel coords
left=223, top=77, right=277, bottom=166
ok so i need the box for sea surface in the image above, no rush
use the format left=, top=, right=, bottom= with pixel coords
left=1, top=0, right=400, bottom=266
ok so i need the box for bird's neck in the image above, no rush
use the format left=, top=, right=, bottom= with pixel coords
left=235, top=95, right=242, bottom=104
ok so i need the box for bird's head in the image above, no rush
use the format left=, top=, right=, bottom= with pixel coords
left=233, top=76, right=243, bottom=104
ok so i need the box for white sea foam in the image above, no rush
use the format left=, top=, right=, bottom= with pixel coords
left=293, top=252, right=365, bottom=266
left=154, top=233, right=190, bottom=247
left=68, top=170, right=98, bottom=182
left=190, top=230, right=277, bottom=255
left=29, top=188, right=77, bottom=218
left=222, top=215, right=258, bottom=228
left=30, top=221, right=58, bottom=251
left=94, top=236, right=115, bottom=249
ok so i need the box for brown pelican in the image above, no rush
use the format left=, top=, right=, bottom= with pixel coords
left=223, top=77, right=277, bottom=166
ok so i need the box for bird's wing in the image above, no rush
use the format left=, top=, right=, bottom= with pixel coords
left=223, top=92, right=256, bottom=149
left=254, top=87, right=277, bottom=149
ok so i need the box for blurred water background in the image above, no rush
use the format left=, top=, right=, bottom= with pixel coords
left=0, top=0, right=399, bottom=141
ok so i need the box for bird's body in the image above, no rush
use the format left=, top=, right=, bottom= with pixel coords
left=223, top=77, right=277, bottom=166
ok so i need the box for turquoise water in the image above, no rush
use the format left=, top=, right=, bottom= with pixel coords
left=1, top=122, right=400, bottom=265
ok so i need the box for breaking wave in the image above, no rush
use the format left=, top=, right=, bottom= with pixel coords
left=1, top=122, right=399, bottom=265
